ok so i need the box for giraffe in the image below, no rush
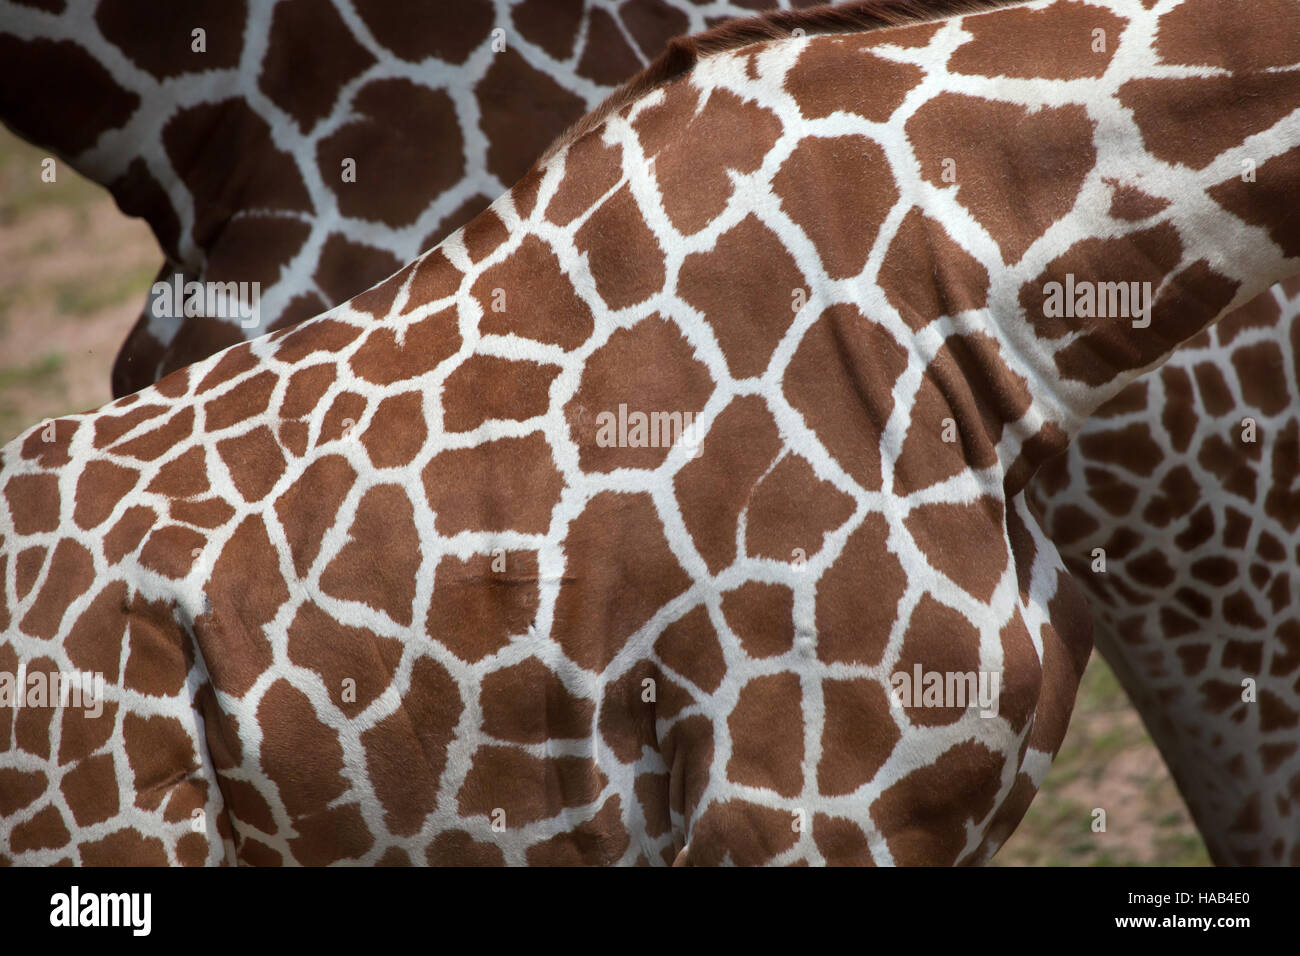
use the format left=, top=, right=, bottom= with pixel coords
left=3, top=0, right=1298, bottom=866
left=1030, top=277, right=1300, bottom=865
left=5, top=0, right=1294, bottom=868
left=0, top=0, right=801, bottom=399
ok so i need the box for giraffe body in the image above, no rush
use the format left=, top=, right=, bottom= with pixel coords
left=2, top=0, right=1300, bottom=865
left=4, top=2, right=1298, bottom=865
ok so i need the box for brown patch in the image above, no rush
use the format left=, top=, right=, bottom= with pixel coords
left=526, top=796, right=631, bottom=865
left=320, top=485, right=421, bottom=627
left=457, top=747, right=606, bottom=826
left=476, top=48, right=586, bottom=185
left=318, top=79, right=465, bottom=228
left=442, top=356, right=559, bottom=432
left=204, top=215, right=313, bottom=290
left=998, top=611, right=1042, bottom=734
left=361, top=392, right=427, bottom=468
left=566, top=316, right=714, bottom=471
left=673, top=395, right=782, bottom=573
left=721, top=581, right=795, bottom=658
left=679, top=214, right=807, bottom=378
left=1055, top=260, right=1239, bottom=387
left=472, top=236, right=594, bottom=349
left=281, top=365, right=336, bottom=420
left=950, top=0, right=1123, bottom=79
left=354, top=0, right=492, bottom=63
left=256, top=679, right=349, bottom=819
left=204, top=372, right=277, bottom=433
left=111, top=406, right=196, bottom=462
left=599, top=661, right=664, bottom=764
left=427, top=551, right=540, bottom=664
left=893, top=331, right=1031, bottom=492
left=122, top=712, right=197, bottom=811
left=1107, top=179, right=1171, bottom=221
left=95, top=0, right=243, bottom=78
left=163, top=98, right=313, bottom=248
left=361, top=655, right=462, bottom=836
left=574, top=184, right=666, bottom=309
left=813, top=814, right=876, bottom=865
left=350, top=308, right=461, bottom=384
left=144, top=447, right=208, bottom=500
left=110, top=159, right=183, bottom=259
left=895, top=594, right=982, bottom=726
left=512, top=0, right=584, bottom=59
left=286, top=602, right=404, bottom=718
left=485, top=655, right=593, bottom=743
left=5, top=473, right=60, bottom=535
left=551, top=492, right=692, bottom=672
left=774, top=134, right=896, bottom=279
left=746, top=452, right=855, bottom=561
left=313, top=235, right=404, bottom=306
left=816, top=513, right=906, bottom=665
left=426, top=831, right=506, bottom=866
left=0, top=35, right=139, bottom=155
left=401, top=249, right=463, bottom=314
left=818, top=678, right=899, bottom=795
left=137, top=525, right=206, bottom=580
left=93, top=403, right=167, bottom=448
left=904, top=496, right=1009, bottom=602
left=547, top=132, right=624, bottom=227
left=654, top=606, right=727, bottom=694
left=783, top=305, right=910, bottom=491
left=195, top=347, right=259, bottom=394
left=1122, top=74, right=1300, bottom=173
left=63, top=581, right=129, bottom=682
left=687, top=800, right=799, bottom=866
left=880, top=207, right=989, bottom=332
left=319, top=392, right=367, bottom=445
left=195, top=516, right=285, bottom=697
left=727, top=674, right=804, bottom=797
left=0, top=768, right=47, bottom=818
left=578, top=7, right=644, bottom=84
left=460, top=209, right=510, bottom=263
left=216, top=426, right=286, bottom=503
left=870, top=739, right=1004, bottom=865
left=20, top=540, right=94, bottom=640
left=1077, top=422, right=1164, bottom=477
left=1232, top=340, right=1290, bottom=416
left=20, top=418, right=77, bottom=466
left=259, top=0, right=375, bottom=130
left=423, top=433, right=565, bottom=535
left=785, top=36, right=922, bottom=120
left=637, top=87, right=782, bottom=235
left=908, top=94, right=1095, bottom=264
left=274, top=455, right=357, bottom=578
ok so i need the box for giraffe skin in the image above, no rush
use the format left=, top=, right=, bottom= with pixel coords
left=3, top=0, right=1299, bottom=865
left=5, top=0, right=1298, bottom=864
left=0, top=0, right=804, bottom=398
left=1031, top=276, right=1300, bottom=865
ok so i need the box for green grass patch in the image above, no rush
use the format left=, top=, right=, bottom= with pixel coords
left=0, top=138, right=102, bottom=222
left=53, top=263, right=157, bottom=316
left=0, top=351, right=63, bottom=391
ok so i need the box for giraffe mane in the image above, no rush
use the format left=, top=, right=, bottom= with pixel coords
left=543, top=0, right=1021, bottom=161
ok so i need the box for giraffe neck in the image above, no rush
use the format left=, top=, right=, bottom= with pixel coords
left=0, top=1, right=274, bottom=264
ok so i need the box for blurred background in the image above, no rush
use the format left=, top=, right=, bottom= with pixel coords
left=0, top=124, right=1211, bottom=865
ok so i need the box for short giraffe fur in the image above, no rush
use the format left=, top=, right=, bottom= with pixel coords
left=1032, top=275, right=1300, bottom=865
left=0, top=0, right=803, bottom=397
left=3, top=0, right=1300, bottom=864
left=5, top=0, right=1300, bottom=864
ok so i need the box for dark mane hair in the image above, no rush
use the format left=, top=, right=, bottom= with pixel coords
left=544, top=0, right=1019, bottom=159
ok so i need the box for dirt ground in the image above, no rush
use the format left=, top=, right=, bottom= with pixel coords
left=0, top=126, right=1210, bottom=865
